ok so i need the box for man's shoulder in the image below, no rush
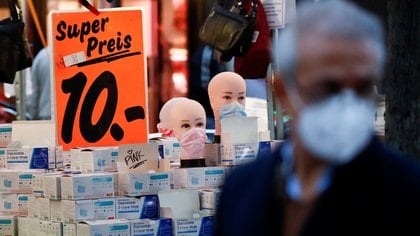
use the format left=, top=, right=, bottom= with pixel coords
left=223, top=149, right=281, bottom=191
left=360, top=138, right=420, bottom=188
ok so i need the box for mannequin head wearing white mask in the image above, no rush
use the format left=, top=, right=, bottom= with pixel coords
left=208, top=71, right=247, bottom=136
left=272, top=0, right=385, bottom=168
left=168, top=98, right=207, bottom=162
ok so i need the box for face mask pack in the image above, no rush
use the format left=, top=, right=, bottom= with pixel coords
left=179, top=128, right=207, bottom=159
left=219, top=102, right=247, bottom=120
left=295, top=89, right=376, bottom=164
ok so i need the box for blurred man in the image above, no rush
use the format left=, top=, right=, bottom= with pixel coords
left=215, top=1, right=420, bottom=235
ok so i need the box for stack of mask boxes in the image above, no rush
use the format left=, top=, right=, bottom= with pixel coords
left=0, top=123, right=62, bottom=236
left=18, top=147, right=122, bottom=236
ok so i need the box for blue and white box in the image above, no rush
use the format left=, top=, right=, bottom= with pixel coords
left=0, top=214, right=16, bottom=236
left=78, top=147, right=118, bottom=172
left=63, top=223, right=77, bottom=236
left=116, top=195, right=159, bottom=220
left=39, top=220, right=62, bottom=236
left=0, top=169, right=44, bottom=193
left=118, top=172, right=170, bottom=196
left=0, top=124, right=12, bottom=148
left=61, top=173, right=115, bottom=200
left=93, top=198, right=116, bottom=220
left=77, top=219, right=130, bottom=236
left=61, top=199, right=94, bottom=223
left=172, top=167, right=226, bottom=189
left=6, top=147, right=58, bottom=170
left=131, top=218, right=173, bottom=236
left=43, top=174, right=62, bottom=199
left=174, top=216, right=214, bottom=236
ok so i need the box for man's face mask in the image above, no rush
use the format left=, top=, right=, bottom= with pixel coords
left=291, top=88, right=376, bottom=164
left=219, top=102, right=247, bottom=120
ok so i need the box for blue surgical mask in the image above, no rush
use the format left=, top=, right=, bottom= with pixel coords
left=296, top=89, right=376, bottom=164
left=219, top=102, right=247, bottom=120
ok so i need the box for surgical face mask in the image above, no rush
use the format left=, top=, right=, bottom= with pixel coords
left=180, top=128, right=207, bottom=159
left=295, top=89, right=376, bottom=164
left=219, top=102, right=247, bottom=120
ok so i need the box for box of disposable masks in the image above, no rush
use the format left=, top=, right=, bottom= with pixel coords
left=43, top=174, right=62, bottom=199
left=0, top=169, right=44, bottom=193
left=0, top=124, right=12, bottom=148
left=93, top=198, right=116, bottom=220
left=37, top=197, right=51, bottom=220
left=0, top=193, right=30, bottom=215
left=6, top=147, right=58, bottom=170
left=77, top=147, right=118, bottom=172
left=118, top=172, right=170, bottom=196
left=116, top=195, right=159, bottom=220
left=160, top=138, right=181, bottom=160
left=77, top=219, right=130, bottom=236
left=39, top=220, right=62, bottom=236
left=220, top=117, right=259, bottom=166
left=61, top=173, right=115, bottom=200
left=171, top=167, right=226, bottom=189
left=50, top=199, right=62, bottom=222
left=0, top=214, right=17, bottom=236
left=0, top=149, right=7, bottom=168
left=131, top=218, right=172, bottom=236
left=18, top=216, right=39, bottom=236
left=63, top=222, right=77, bottom=236
left=173, top=216, right=214, bottom=236
left=61, top=199, right=94, bottom=223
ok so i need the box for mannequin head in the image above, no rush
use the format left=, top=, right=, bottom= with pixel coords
left=169, top=98, right=206, bottom=141
left=208, top=71, right=246, bottom=135
left=157, top=97, right=189, bottom=137
left=169, top=99, right=207, bottom=160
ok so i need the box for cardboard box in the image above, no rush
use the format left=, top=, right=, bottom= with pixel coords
left=6, top=147, right=58, bottom=170
left=37, top=197, right=51, bottom=220
left=43, top=174, right=62, bottom=199
left=0, top=124, right=12, bottom=148
left=61, top=199, right=94, bottom=223
left=61, top=173, right=115, bottom=200
left=27, top=195, right=38, bottom=218
left=0, top=214, right=17, bottom=236
left=173, top=216, right=214, bottom=236
left=76, top=219, right=130, bottom=236
left=118, top=172, right=170, bottom=196
left=39, top=220, right=62, bottom=236
left=78, top=147, right=118, bottom=172
left=115, top=195, right=159, bottom=220
left=0, top=194, right=19, bottom=214
left=63, top=222, right=77, bottom=236
left=50, top=199, right=62, bottom=222
left=131, top=218, right=172, bottom=236
left=172, top=167, right=226, bottom=189
left=0, top=148, right=7, bottom=168
left=93, top=198, right=116, bottom=220
left=0, top=169, right=44, bottom=193
left=18, top=216, right=38, bottom=236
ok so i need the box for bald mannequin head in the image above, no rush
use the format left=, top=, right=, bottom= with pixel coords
left=208, top=71, right=246, bottom=135
left=157, top=97, right=189, bottom=137
left=169, top=98, right=206, bottom=141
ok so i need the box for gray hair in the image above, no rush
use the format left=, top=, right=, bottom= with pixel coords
left=273, top=0, right=385, bottom=83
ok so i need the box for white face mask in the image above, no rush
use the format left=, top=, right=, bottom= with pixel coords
left=219, top=102, right=247, bottom=120
left=295, top=89, right=376, bottom=164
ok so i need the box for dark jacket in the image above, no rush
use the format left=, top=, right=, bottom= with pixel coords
left=215, top=138, right=420, bottom=235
